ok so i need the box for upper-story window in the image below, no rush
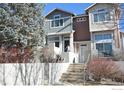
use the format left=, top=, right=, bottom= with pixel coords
left=93, top=8, right=111, bottom=22
left=54, top=15, right=60, bottom=19
left=51, top=14, right=64, bottom=28
left=77, top=17, right=86, bottom=22
left=95, top=34, right=112, bottom=41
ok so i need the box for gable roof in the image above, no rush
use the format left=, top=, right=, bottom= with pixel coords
left=45, top=8, right=75, bottom=18
left=85, top=3, right=97, bottom=11
left=85, top=3, right=120, bottom=12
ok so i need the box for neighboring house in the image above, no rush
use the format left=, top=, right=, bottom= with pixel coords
left=85, top=3, right=121, bottom=57
left=44, top=3, right=122, bottom=63
left=44, top=8, right=75, bottom=63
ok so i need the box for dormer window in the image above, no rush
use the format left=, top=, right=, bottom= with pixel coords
left=51, top=14, right=64, bottom=28
left=93, top=8, right=111, bottom=22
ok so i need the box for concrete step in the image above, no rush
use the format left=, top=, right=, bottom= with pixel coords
left=62, top=72, right=84, bottom=75
left=67, top=69, right=84, bottom=73
left=69, top=64, right=85, bottom=67
left=60, top=78, right=84, bottom=81
left=60, top=78, right=85, bottom=83
left=59, top=64, right=87, bottom=85
left=61, top=75, right=84, bottom=79
left=61, top=73, right=88, bottom=79
left=61, top=73, right=84, bottom=77
left=68, top=66, right=85, bottom=70
left=70, top=63, right=84, bottom=65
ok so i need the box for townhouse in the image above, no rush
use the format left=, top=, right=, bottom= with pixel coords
left=44, top=3, right=123, bottom=63
left=86, top=3, right=121, bottom=57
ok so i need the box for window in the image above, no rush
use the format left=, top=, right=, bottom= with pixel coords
left=94, top=14, right=98, bottom=22
left=55, top=42, right=59, bottom=47
left=104, top=34, right=112, bottom=39
left=54, top=15, right=60, bottom=19
left=77, top=17, right=86, bottom=22
left=95, top=34, right=112, bottom=41
left=99, top=13, right=106, bottom=21
left=60, top=19, right=64, bottom=26
left=93, top=8, right=111, bottom=22
left=55, top=20, right=59, bottom=27
left=96, top=43, right=112, bottom=56
left=51, top=15, right=64, bottom=27
left=95, top=34, right=103, bottom=40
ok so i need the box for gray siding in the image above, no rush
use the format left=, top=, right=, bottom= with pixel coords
left=44, top=17, right=73, bottom=34
left=44, top=10, right=73, bottom=34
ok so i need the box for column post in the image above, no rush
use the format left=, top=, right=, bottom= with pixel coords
left=70, top=32, right=74, bottom=52
left=59, top=35, right=62, bottom=53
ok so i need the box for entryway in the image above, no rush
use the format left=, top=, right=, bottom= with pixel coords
left=79, top=45, right=87, bottom=63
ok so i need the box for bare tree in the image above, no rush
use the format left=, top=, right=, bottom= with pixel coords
left=40, top=47, right=64, bottom=85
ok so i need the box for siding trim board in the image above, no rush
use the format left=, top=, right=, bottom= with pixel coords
left=47, top=31, right=74, bottom=36
left=73, top=14, right=89, bottom=18
left=45, top=16, right=72, bottom=21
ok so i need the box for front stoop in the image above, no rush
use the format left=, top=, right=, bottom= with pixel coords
left=59, top=64, right=88, bottom=85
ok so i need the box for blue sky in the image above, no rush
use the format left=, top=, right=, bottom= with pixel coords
left=43, top=3, right=92, bottom=15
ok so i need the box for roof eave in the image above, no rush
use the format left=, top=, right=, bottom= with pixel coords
left=45, top=8, right=75, bottom=18
left=84, top=3, right=96, bottom=12
left=73, top=14, right=88, bottom=18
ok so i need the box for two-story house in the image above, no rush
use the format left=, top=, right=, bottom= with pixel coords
left=44, top=8, right=75, bottom=63
left=85, top=3, right=121, bottom=57
left=44, top=3, right=122, bottom=64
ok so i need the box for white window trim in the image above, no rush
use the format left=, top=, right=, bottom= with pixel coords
left=94, top=33, right=113, bottom=42
left=92, top=8, right=111, bottom=23
left=95, top=42, right=113, bottom=52
left=47, top=16, right=71, bottom=28
left=50, top=18, right=64, bottom=28
left=46, top=16, right=70, bottom=21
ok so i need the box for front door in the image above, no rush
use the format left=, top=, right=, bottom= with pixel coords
left=79, top=45, right=87, bottom=63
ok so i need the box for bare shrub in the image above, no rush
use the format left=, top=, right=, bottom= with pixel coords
left=0, top=47, right=32, bottom=63
left=113, top=48, right=124, bottom=61
left=41, top=47, right=64, bottom=63
left=87, top=58, right=121, bottom=81
left=39, top=47, right=64, bottom=85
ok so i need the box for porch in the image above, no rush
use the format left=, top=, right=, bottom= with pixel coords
left=73, top=41, right=91, bottom=63
left=47, top=32, right=75, bottom=63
